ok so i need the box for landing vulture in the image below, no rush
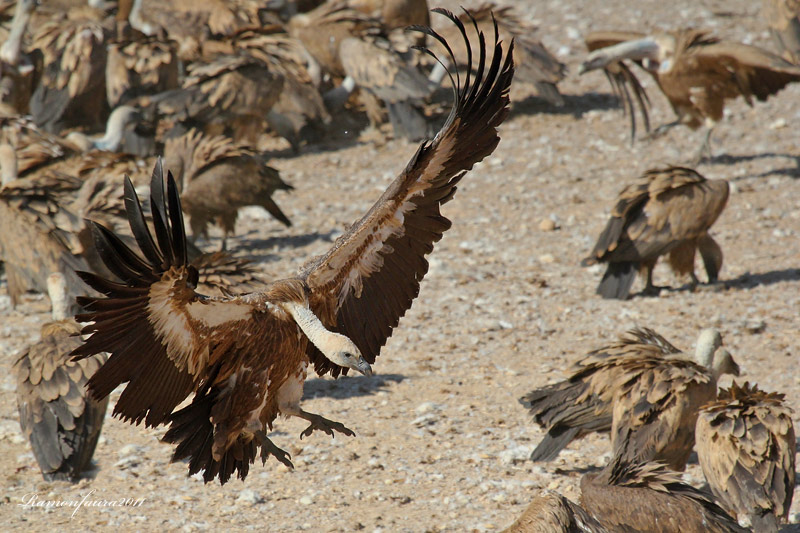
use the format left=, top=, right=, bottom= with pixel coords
left=582, top=166, right=729, bottom=300
left=696, top=381, right=796, bottom=532
left=71, top=9, right=514, bottom=484
left=520, top=328, right=736, bottom=463
left=15, top=273, right=108, bottom=481
left=502, top=490, right=609, bottom=533
left=580, top=29, right=800, bottom=157
left=581, top=430, right=748, bottom=533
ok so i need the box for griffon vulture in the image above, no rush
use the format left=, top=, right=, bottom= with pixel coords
left=502, top=490, right=609, bottom=533
left=520, top=328, right=736, bottom=463
left=15, top=273, right=108, bottom=481
left=580, top=29, right=800, bottom=158
left=70, top=9, right=514, bottom=484
left=762, top=0, right=800, bottom=63
left=580, top=431, right=748, bottom=533
left=582, top=166, right=729, bottom=300
left=696, top=381, right=796, bottom=532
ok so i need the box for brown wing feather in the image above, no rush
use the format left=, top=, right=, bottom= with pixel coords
left=503, top=490, right=610, bottom=533
left=300, top=9, right=514, bottom=377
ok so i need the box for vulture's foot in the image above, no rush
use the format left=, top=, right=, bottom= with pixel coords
left=640, top=284, right=667, bottom=297
left=297, top=410, right=356, bottom=440
left=642, top=120, right=679, bottom=141
left=255, top=431, right=293, bottom=468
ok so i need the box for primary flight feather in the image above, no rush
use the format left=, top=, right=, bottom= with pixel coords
left=71, top=8, right=514, bottom=485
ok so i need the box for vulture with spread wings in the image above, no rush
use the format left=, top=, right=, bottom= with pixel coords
left=71, top=8, right=514, bottom=484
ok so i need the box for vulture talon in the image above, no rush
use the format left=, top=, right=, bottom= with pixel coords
left=298, top=412, right=355, bottom=440
left=255, top=431, right=293, bottom=469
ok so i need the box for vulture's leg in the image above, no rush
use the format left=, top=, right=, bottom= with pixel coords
left=643, top=120, right=680, bottom=140
left=295, top=409, right=355, bottom=439
left=640, top=263, right=665, bottom=296
left=688, top=272, right=700, bottom=291
left=692, top=125, right=715, bottom=164
left=254, top=430, right=293, bottom=468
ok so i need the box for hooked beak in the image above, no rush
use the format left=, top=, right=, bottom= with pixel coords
left=355, top=357, right=373, bottom=377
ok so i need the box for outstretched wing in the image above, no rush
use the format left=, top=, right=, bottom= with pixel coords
left=299, top=8, right=514, bottom=376
left=71, top=161, right=273, bottom=428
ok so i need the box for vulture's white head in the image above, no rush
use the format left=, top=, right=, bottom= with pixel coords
left=694, top=327, right=722, bottom=368
left=323, top=333, right=373, bottom=377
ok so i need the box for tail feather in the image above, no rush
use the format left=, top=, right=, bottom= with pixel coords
left=597, top=261, right=637, bottom=299
left=529, top=426, right=581, bottom=462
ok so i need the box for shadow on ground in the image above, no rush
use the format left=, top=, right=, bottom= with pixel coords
left=304, top=374, right=406, bottom=400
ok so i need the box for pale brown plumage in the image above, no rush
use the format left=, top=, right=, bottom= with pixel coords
left=521, top=327, right=738, bottom=467
left=696, top=381, right=796, bottom=532
left=580, top=433, right=748, bottom=533
left=105, top=31, right=179, bottom=109
left=762, top=0, right=800, bottom=63
left=0, top=0, right=40, bottom=116
left=609, top=342, right=740, bottom=472
left=15, top=274, right=108, bottom=481
left=70, top=10, right=514, bottom=484
left=580, top=29, right=800, bottom=150
left=583, top=166, right=729, bottom=300
left=349, top=0, right=430, bottom=31
left=29, top=6, right=111, bottom=133
left=432, top=3, right=566, bottom=106
left=502, top=490, right=609, bottom=533
left=164, top=129, right=294, bottom=249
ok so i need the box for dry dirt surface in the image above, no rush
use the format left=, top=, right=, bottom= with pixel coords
left=2, top=1, right=800, bottom=531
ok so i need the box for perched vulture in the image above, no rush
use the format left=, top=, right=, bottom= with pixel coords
left=762, top=0, right=800, bottom=63
left=580, top=29, right=800, bottom=156
left=502, top=490, right=609, bottom=533
left=609, top=343, right=740, bottom=471
left=70, top=9, right=514, bottom=484
left=582, top=166, right=729, bottom=300
left=520, top=327, right=734, bottom=463
left=580, top=432, right=748, bottom=533
left=15, top=273, right=108, bottom=481
left=432, top=3, right=566, bottom=106
left=164, top=129, right=294, bottom=250
left=696, top=381, right=796, bottom=532
left=0, top=0, right=40, bottom=116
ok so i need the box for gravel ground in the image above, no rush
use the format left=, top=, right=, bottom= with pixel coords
left=2, top=1, right=800, bottom=531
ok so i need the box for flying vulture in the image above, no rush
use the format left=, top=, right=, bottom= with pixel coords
left=520, top=327, right=736, bottom=463
left=580, top=29, right=800, bottom=158
left=15, top=273, right=108, bottom=481
left=696, top=381, right=796, bottom=532
left=502, top=490, right=609, bottom=533
left=582, top=166, right=729, bottom=300
left=71, top=8, right=514, bottom=484
left=580, top=430, right=748, bottom=533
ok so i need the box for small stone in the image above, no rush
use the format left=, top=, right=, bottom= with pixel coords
left=298, top=495, right=313, bottom=505
left=744, top=319, right=766, bottom=334
left=538, top=218, right=556, bottom=231
left=498, top=445, right=531, bottom=465
left=769, top=118, right=787, bottom=129
left=538, top=253, right=555, bottom=264
left=411, top=413, right=438, bottom=427
left=414, top=402, right=438, bottom=415
left=237, top=489, right=263, bottom=506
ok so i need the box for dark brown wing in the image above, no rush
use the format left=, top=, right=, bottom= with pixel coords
left=15, top=320, right=108, bottom=481
left=299, top=8, right=514, bottom=377
left=503, top=490, right=610, bottom=533
left=584, top=31, right=652, bottom=138
left=696, top=382, right=796, bottom=529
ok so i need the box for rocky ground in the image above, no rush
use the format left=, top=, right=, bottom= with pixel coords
left=2, top=0, right=800, bottom=531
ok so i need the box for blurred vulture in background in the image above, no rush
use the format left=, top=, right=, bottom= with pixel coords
left=582, top=166, right=729, bottom=300
left=696, top=381, right=796, bottom=532
left=502, top=490, right=609, bottom=533
left=520, top=327, right=737, bottom=464
left=0, top=0, right=40, bottom=116
left=15, top=273, right=108, bottom=481
left=609, top=342, right=739, bottom=471
left=580, top=432, right=748, bottom=533
left=349, top=0, right=430, bottom=31
left=762, top=0, right=800, bottom=63
left=165, top=129, right=293, bottom=250
left=580, top=29, right=800, bottom=158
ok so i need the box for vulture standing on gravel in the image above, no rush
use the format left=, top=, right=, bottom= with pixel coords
left=520, top=327, right=736, bottom=463
left=0, top=0, right=39, bottom=116
left=696, top=381, right=796, bottom=532
left=70, top=9, right=514, bottom=484
left=609, top=344, right=740, bottom=471
left=579, top=29, right=800, bottom=157
left=580, top=430, right=749, bottom=533
left=502, top=490, right=609, bottom=533
left=762, top=0, right=800, bottom=63
left=164, top=129, right=294, bottom=250
left=15, top=273, right=108, bottom=481
left=582, top=166, right=729, bottom=300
